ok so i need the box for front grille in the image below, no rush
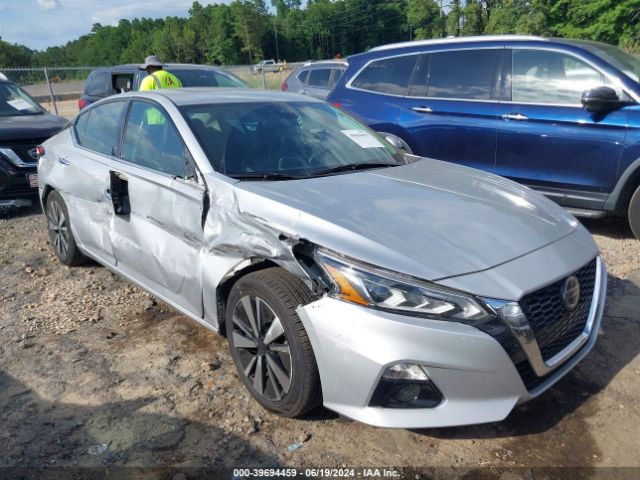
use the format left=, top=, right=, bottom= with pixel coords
left=520, top=258, right=597, bottom=361
left=2, top=142, right=45, bottom=164
left=0, top=182, right=36, bottom=198
left=515, top=339, right=590, bottom=391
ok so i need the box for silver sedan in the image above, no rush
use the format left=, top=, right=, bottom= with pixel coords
left=37, top=88, right=606, bottom=428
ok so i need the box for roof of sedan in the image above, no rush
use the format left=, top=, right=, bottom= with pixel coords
left=143, top=88, right=322, bottom=106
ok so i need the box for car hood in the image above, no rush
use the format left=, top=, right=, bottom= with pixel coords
left=233, top=158, right=579, bottom=281
left=0, top=113, right=68, bottom=143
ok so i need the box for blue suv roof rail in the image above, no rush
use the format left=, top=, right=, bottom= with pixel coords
left=369, top=35, right=548, bottom=52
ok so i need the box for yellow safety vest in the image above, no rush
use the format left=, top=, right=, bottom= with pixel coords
left=139, top=70, right=183, bottom=91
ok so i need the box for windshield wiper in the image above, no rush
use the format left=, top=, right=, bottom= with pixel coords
left=309, top=162, right=399, bottom=177
left=228, top=172, right=303, bottom=181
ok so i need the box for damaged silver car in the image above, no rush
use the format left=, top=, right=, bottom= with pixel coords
left=38, top=89, right=607, bottom=428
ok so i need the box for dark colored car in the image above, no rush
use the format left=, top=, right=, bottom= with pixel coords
left=281, top=60, right=347, bottom=99
left=0, top=76, right=67, bottom=208
left=79, top=64, right=249, bottom=110
left=328, top=35, right=640, bottom=238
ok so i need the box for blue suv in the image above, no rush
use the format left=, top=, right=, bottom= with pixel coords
left=328, top=35, right=640, bottom=239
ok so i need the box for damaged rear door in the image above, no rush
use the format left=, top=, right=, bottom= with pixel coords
left=107, top=100, right=206, bottom=317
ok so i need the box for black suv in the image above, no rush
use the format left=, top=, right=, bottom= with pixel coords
left=0, top=76, right=67, bottom=208
left=79, top=64, right=249, bottom=110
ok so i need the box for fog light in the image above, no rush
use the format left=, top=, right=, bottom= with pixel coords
left=395, top=383, right=421, bottom=402
left=369, top=363, right=443, bottom=409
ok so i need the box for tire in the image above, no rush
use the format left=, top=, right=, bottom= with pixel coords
left=226, top=267, right=321, bottom=417
left=629, top=185, right=640, bottom=240
left=45, top=190, right=86, bottom=265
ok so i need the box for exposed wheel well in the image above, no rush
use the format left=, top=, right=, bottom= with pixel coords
left=41, top=185, right=55, bottom=209
left=615, top=168, right=640, bottom=215
left=216, top=259, right=280, bottom=337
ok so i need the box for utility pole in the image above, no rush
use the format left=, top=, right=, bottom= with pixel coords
left=244, top=23, right=252, bottom=65
left=274, top=15, right=279, bottom=62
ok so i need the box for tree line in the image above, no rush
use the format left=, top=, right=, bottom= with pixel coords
left=1, top=0, right=638, bottom=68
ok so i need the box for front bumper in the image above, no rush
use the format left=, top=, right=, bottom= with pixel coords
left=297, top=257, right=607, bottom=429
left=0, top=155, right=38, bottom=206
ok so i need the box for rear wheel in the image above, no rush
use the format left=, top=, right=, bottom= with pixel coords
left=629, top=185, right=640, bottom=240
left=46, top=190, right=86, bottom=265
left=226, top=268, right=321, bottom=417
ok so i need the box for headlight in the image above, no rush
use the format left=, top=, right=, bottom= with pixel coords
left=315, top=250, right=490, bottom=323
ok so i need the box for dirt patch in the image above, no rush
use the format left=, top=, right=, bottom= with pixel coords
left=1, top=207, right=639, bottom=473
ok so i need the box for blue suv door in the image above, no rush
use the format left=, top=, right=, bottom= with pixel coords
left=397, top=48, right=503, bottom=172
left=494, top=48, right=628, bottom=210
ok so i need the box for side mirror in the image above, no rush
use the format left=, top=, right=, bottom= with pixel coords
left=384, top=134, right=403, bottom=150
left=581, top=86, right=623, bottom=112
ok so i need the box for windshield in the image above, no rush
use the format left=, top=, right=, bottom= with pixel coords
left=0, top=82, right=43, bottom=116
left=181, top=101, right=404, bottom=179
left=582, top=43, right=640, bottom=83
left=172, top=69, right=249, bottom=88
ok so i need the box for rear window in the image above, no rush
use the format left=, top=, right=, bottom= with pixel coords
left=171, top=69, right=248, bottom=88
left=85, top=70, right=109, bottom=97
left=308, top=68, right=331, bottom=87
left=76, top=101, right=125, bottom=156
left=351, top=55, right=419, bottom=96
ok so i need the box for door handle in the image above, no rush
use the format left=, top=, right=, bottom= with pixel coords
left=301, top=90, right=307, bottom=95
left=58, top=157, right=70, bottom=165
left=412, top=106, right=433, bottom=114
left=501, top=113, right=529, bottom=121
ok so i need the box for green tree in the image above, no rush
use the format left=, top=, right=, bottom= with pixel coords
left=407, top=0, right=444, bottom=39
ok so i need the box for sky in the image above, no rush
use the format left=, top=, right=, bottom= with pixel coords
left=0, top=0, right=232, bottom=51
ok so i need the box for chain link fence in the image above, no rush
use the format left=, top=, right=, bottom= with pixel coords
left=1, top=63, right=306, bottom=119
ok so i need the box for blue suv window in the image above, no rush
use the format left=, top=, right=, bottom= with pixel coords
left=351, top=55, right=419, bottom=96
left=419, top=49, right=498, bottom=100
left=511, top=49, right=622, bottom=105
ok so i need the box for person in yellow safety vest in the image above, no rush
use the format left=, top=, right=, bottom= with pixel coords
left=138, top=55, right=182, bottom=91
left=138, top=56, right=181, bottom=124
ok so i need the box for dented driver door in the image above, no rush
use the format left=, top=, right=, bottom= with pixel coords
left=107, top=100, right=206, bottom=317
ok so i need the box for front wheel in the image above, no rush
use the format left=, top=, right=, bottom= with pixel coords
left=226, top=268, right=321, bottom=417
left=629, top=185, right=640, bottom=240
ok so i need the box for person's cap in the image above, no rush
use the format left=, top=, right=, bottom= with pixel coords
left=140, top=55, right=165, bottom=70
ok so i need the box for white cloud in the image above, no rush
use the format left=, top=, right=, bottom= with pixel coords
left=2, top=0, right=232, bottom=50
left=36, top=0, right=60, bottom=11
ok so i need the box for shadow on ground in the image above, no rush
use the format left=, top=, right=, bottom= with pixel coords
left=581, top=216, right=635, bottom=240
left=0, top=369, right=279, bottom=478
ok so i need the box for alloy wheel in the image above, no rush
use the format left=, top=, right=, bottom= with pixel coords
left=231, top=295, right=292, bottom=401
left=48, top=200, right=69, bottom=259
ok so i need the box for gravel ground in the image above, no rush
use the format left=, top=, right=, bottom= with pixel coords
left=0, top=207, right=639, bottom=478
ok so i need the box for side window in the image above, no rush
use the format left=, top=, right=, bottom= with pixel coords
left=122, top=101, right=187, bottom=177
left=330, top=68, right=345, bottom=87
left=511, top=50, right=623, bottom=105
left=214, top=72, right=245, bottom=88
left=85, top=70, right=110, bottom=97
left=74, top=110, right=90, bottom=144
left=77, top=101, right=125, bottom=156
left=425, top=49, right=498, bottom=100
left=308, top=68, right=331, bottom=87
left=297, top=70, right=309, bottom=84
left=112, top=74, right=134, bottom=93
left=351, top=55, right=419, bottom=96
